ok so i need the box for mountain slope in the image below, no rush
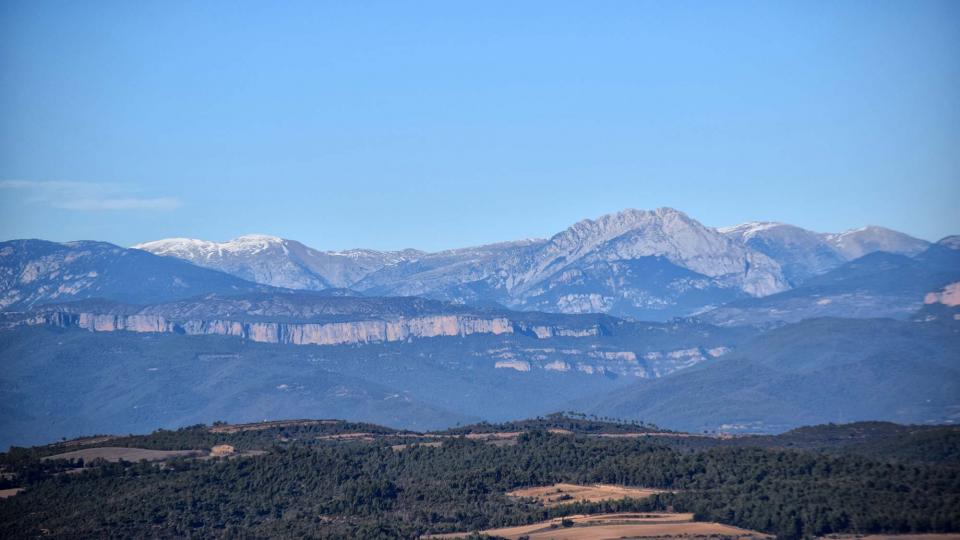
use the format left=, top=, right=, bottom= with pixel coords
left=719, top=222, right=847, bottom=284
left=720, top=222, right=930, bottom=285
left=825, top=226, right=930, bottom=259
left=0, top=239, right=269, bottom=310
left=0, top=326, right=473, bottom=447
left=587, top=316, right=960, bottom=433
left=701, top=242, right=960, bottom=326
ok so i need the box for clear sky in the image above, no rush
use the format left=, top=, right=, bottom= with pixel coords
left=1, top=1, right=958, bottom=251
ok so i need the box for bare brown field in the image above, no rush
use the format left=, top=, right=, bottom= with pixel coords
left=822, top=536, right=960, bottom=540
left=425, top=512, right=771, bottom=539
left=208, top=419, right=339, bottom=433
left=0, top=488, right=24, bottom=499
left=42, top=447, right=202, bottom=463
left=508, top=483, right=667, bottom=507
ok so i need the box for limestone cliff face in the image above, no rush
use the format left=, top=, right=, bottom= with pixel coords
left=526, top=325, right=599, bottom=338
left=26, top=312, right=532, bottom=346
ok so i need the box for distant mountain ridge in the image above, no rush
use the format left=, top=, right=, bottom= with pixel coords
left=0, top=239, right=271, bottom=310
left=719, top=222, right=930, bottom=284
left=701, top=236, right=960, bottom=326
left=133, top=235, right=423, bottom=289
left=132, top=208, right=935, bottom=320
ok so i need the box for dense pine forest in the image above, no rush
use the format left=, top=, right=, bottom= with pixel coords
left=1, top=415, right=958, bottom=539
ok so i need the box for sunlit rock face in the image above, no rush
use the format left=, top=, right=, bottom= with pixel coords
left=925, top=282, right=960, bottom=307
left=27, top=311, right=527, bottom=346
left=528, top=208, right=787, bottom=295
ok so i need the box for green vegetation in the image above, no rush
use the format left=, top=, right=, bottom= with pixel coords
left=437, top=411, right=668, bottom=435
left=1, top=417, right=959, bottom=539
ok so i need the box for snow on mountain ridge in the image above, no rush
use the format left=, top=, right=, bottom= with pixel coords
left=937, top=236, right=960, bottom=250
left=717, top=221, right=786, bottom=239
left=135, top=236, right=424, bottom=289
left=718, top=222, right=931, bottom=284
left=134, top=235, right=286, bottom=259
left=822, top=225, right=930, bottom=259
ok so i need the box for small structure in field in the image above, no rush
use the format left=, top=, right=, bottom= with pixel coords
left=209, top=444, right=235, bottom=457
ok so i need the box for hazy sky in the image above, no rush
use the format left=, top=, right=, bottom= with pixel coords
left=1, top=1, right=958, bottom=250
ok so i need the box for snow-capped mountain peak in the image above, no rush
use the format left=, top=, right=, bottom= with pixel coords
left=717, top=221, right=788, bottom=240
left=823, top=225, right=929, bottom=259
left=937, top=235, right=960, bottom=250
left=134, top=235, right=286, bottom=258
left=134, top=236, right=423, bottom=290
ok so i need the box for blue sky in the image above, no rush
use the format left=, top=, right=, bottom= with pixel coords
left=1, top=1, right=958, bottom=250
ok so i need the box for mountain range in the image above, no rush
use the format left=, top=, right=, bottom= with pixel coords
left=123, top=208, right=938, bottom=321
left=1, top=207, right=957, bottom=447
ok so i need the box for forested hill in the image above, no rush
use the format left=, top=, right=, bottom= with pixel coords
left=1, top=416, right=959, bottom=539
left=436, top=411, right=671, bottom=435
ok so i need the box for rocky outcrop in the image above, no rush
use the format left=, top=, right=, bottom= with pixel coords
left=526, top=325, right=600, bottom=338
left=27, top=311, right=520, bottom=346
left=925, top=282, right=960, bottom=307
left=23, top=311, right=604, bottom=346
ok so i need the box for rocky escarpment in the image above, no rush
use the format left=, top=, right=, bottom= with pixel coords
left=25, top=311, right=601, bottom=346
